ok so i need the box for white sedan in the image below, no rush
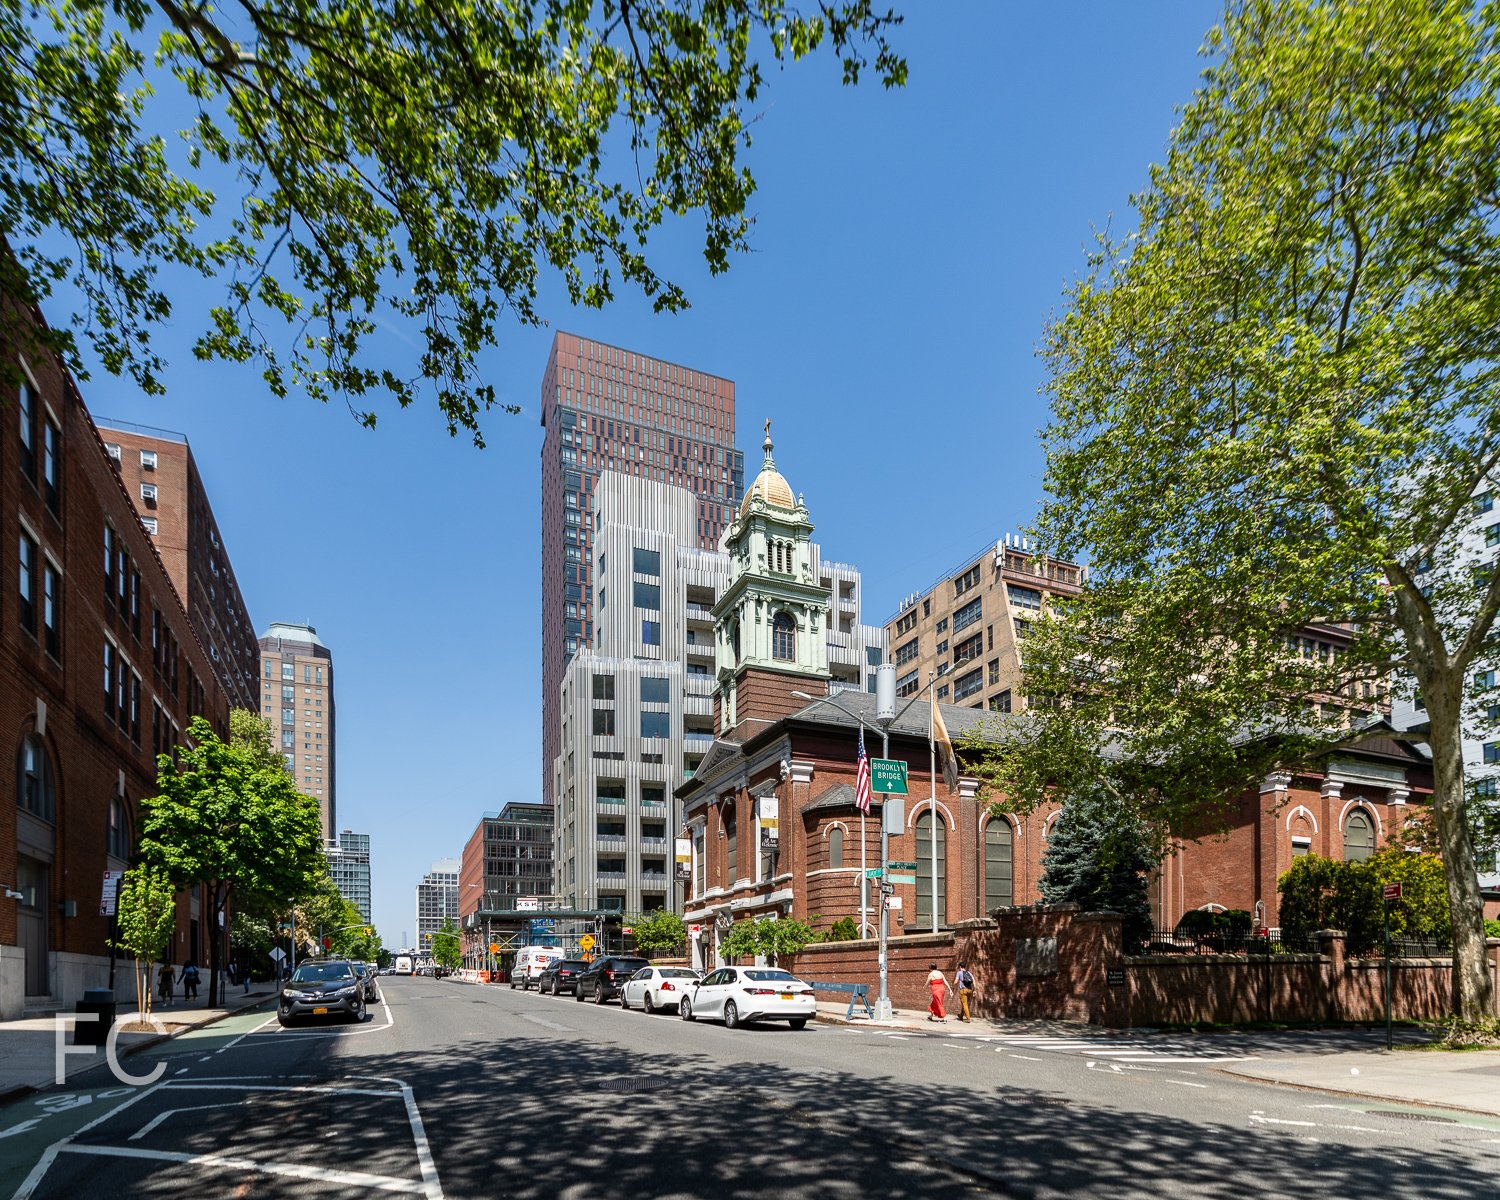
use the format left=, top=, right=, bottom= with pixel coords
left=620, top=965, right=700, bottom=1013
left=678, top=966, right=816, bottom=1030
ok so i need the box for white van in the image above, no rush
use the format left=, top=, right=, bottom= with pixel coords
left=510, top=946, right=564, bottom=990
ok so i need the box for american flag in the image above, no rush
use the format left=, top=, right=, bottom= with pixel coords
left=855, top=727, right=872, bottom=814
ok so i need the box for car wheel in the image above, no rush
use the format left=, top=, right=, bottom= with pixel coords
left=550, top=978, right=561, bottom=997
left=619, top=990, right=630, bottom=1011
left=789, top=1018, right=807, bottom=1030
left=351, top=998, right=366, bottom=1024
left=509, top=977, right=517, bottom=990
left=594, top=982, right=607, bottom=1005
left=680, top=997, right=694, bottom=1022
left=643, top=992, right=656, bottom=1015
left=724, top=1000, right=740, bottom=1030
left=574, top=984, right=585, bottom=1002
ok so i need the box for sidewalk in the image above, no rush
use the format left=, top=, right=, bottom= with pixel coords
left=813, top=1001, right=1500, bottom=1117
left=1218, top=1048, right=1500, bottom=1117
left=0, top=988, right=275, bottom=1105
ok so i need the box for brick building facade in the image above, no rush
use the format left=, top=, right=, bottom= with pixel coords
left=2, top=297, right=230, bottom=1017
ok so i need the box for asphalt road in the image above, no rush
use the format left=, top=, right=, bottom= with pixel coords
left=2, top=976, right=1497, bottom=1199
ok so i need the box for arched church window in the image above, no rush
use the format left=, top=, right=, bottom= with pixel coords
left=772, top=612, right=795, bottom=661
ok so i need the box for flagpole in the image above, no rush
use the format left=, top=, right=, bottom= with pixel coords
left=929, top=680, right=939, bottom=934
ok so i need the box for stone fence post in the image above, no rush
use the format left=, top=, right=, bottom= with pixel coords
left=1315, top=930, right=1346, bottom=1023
left=1488, top=939, right=1500, bottom=1018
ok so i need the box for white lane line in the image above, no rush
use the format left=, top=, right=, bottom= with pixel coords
left=50, top=1144, right=426, bottom=1194
left=517, top=1013, right=573, bottom=1034
left=159, top=1083, right=403, bottom=1098
left=397, top=1080, right=445, bottom=1200
left=256, top=999, right=396, bottom=1040
left=1002, top=1053, right=1043, bottom=1061
left=11, top=1082, right=167, bottom=1200
left=129, top=1102, right=243, bottom=1142
left=1164, top=1080, right=1208, bottom=1088
left=214, top=1011, right=280, bottom=1054
left=1249, top=1116, right=1317, bottom=1128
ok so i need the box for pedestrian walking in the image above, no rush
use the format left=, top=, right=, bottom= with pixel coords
left=955, top=962, right=976, bottom=1022
left=925, top=963, right=950, bottom=1022
left=180, top=959, right=201, bottom=1002
left=241, top=958, right=253, bottom=994
left=156, top=960, right=175, bottom=1007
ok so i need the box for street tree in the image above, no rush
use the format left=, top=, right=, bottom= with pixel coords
left=430, top=919, right=462, bottom=973
left=992, top=0, right=1500, bottom=1016
left=112, top=864, right=177, bottom=1016
left=718, top=915, right=820, bottom=966
left=1, top=0, right=905, bottom=445
left=627, top=909, right=687, bottom=958
left=139, top=711, right=327, bottom=1004
left=1036, top=791, right=1155, bottom=949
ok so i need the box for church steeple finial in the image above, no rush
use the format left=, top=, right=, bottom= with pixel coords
left=762, top=418, right=774, bottom=467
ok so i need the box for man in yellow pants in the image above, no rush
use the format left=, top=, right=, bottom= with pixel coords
left=955, top=962, right=975, bottom=1022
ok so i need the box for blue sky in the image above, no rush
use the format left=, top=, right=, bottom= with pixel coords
left=50, top=3, right=1214, bottom=946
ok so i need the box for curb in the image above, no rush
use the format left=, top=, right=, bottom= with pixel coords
left=0, top=995, right=275, bottom=1109
left=1211, top=1064, right=1500, bottom=1121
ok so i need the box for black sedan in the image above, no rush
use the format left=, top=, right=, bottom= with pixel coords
left=277, top=960, right=367, bottom=1025
left=537, top=958, right=590, bottom=997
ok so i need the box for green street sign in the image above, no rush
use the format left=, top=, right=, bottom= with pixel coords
left=889, top=873, right=918, bottom=885
left=864, top=868, right=883, bottom=879
left=888, top=860, right=918, bottom=871
left=871, top=758, right=908, bottom=794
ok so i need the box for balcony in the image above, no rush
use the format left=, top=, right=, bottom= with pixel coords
left=640, top=837, right=669, bottom=853
left=684, top=731, right=715, bottom=747
left=641, top=872, right=670, bottom=886
left=596, top=797, right=626, bottom=811
left=686, top=602, right=715, bottom=624
left=596, top=834, right=626, bottom=850
left=597, top=872, right=627, bottom=887
left=640, top=799, right=668, bottom=813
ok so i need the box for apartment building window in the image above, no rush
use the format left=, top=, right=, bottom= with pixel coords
left=641, top=620, right=661, bottom=646
left=953, top=596, right=982, bottom=632
left=1008, top=585, right=1043, bottom=612
left=592, top=674, right=615, bottom=701
left=282, top=730, right=294, bottom=749
left=953, top=564, right=980, bottom=596
left=896, top=669, right=920, bottom=698
left=866, top=646, right=883, bottom=666
left=42, top=419, right=60, bottom=514
left=1484, top=742, right=1500, bottom=765
left=640, top=676, right=670, bottom=704
left=140, top=449, right=157, bottom=469
left=935, top=617, right=948, bottom=634
left=17, top=381, right=36, bottom=479
left=42, top=560, right=60, bottom=659
left=282, top=662, right=293, bottom=681
left=108, top=797, right=131, bottom=859
left=282, top=685, right=295, bottom=702
left=141, top=517, right=158, bottom=535
left=936, top=684, right=949, bottom=700
left=18, top=531, right=38, bottom=635
left=953, top=667, right=983, bottom=702
left=894, top=639, right=920, bottom=667
left=103, top=525, right=116, bottom=607
left=103, top=640, right=117, bottom=719
left=282, top=707, right=295, bottom=725
left=1486, top=523, right=1500, bottom=548
left=633, top=581, right=660, bottom=610
left=305, top=665, right=312, bottom=682
left=953, top=633, right=983, bottom=666
left=592, top=708, right=615, bottom=736
left=640, top=711, right=670, bottom=738
left=988, top=659, right=1000, bottom=685
left=989, top=690, right=1012, bottom=713
left=633, top=547, right=661, bottom=575
left=1013, top=618, right=1033, bottom=639
left=18, top=734, right=55, bottom=822
left=895, top=610, right=917, bottom=636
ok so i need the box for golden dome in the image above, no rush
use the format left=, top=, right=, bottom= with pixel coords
left=740, top=421, right=795, bottom=515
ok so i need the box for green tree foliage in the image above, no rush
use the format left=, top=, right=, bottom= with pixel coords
left=0, top=0, right=904, bottom=443
left=1036, top=792, right=1155, bottom=949
left=627, top=909, right=687, bottom=957
left=139, top=711, right=326, bottom=1003
left=430, top=918, right=461, bottom=972
left=1279, top=850, right=1452, bottom=954
left=718, top=915, right=820, bottom=966
left=825, top=916, right=860, bottom=942
left=112, top=864, right=177, bottom=1015
left=985, top=0, right=1500, bottom=1018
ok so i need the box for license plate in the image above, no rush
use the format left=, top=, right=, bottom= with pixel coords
left=779, top=992, right=793, bottom=1000
left=312, top=1007, right=328, bottom=1015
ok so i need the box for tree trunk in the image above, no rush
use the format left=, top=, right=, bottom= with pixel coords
left=208, top=883, right=224, bottom=1008
left=1424, top=678, right=1494, bottom=1020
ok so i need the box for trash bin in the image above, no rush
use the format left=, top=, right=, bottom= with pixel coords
left=74, top=988, right=117, bottom=1046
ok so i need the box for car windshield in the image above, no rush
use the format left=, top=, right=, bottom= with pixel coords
left=659, top=968, right=698, bottom=979
left=744, top=969, right=797, bottom=983
left=291, top=964, right=354, bottom=983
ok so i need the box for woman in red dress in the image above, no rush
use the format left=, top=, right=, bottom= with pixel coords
left=925, top=963, right=949, bottom=1021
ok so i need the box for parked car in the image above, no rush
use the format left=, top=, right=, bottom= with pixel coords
left=511, top=946, right=565, bottom=990
left=351, top=961, right=381, bottom=1003
left=277, top=959, right=367, bottom=1026
left=620, top=965, right=700, bottom=1013
left=678, top=966, right=815, bottom=1030
left=537, top=958, right=590, bottom=997
left=574, top=956, right=650, bottom=1004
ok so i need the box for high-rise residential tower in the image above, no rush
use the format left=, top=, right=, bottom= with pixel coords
left=327, top=829, right=372, bottom=922
left=415, top=858, right=460, bottom=955
left=539, top=332, right=743, bottom=804
left=258, top=622, right=337, bottom=838
left=95, top=419, right=259, bottom=712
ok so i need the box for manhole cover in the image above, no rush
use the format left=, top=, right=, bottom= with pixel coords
left=597, top=1077, right=673, bottom=1093
left=1371, top=1110, right=1456, bottom=1124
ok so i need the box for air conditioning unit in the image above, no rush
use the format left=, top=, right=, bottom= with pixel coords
left=140, top=483, right=158, bottom=504
left=140, top=450, right=157, bottom=469
left=104, top=443, right=122, bottom=461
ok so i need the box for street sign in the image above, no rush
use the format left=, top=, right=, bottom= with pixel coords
left=580, top=934, right=596, bottom=951
left=269, top=947, right=286, bottom=963
left=870, top=758, right=908, bottom=794
left=864, top=868, right=883, bottom=879
left=689, top=924, right=702, bottom=939
left=884, top=895, right=903, bottom=911
left=1382, top=882, right=1403, bottom=901
left=889, top=873, right=917, bottom=885
left=623, top=926, right=634, bottom=936
left=99, top=870, right=123, bottom=917
left=888, top=860, right=918, bottom=871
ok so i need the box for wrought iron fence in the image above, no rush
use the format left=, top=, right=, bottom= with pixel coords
left=1127, top=928, right=1318, bottom=956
